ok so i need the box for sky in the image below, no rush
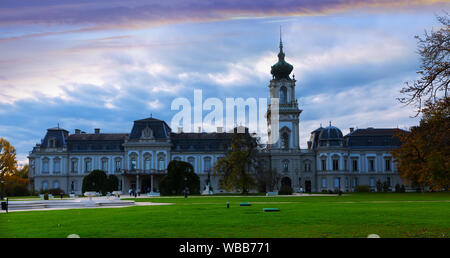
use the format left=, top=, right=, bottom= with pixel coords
left=0, top=0, right=449, bottom=165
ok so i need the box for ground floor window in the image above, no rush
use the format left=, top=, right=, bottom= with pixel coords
left=321, top=178, right=327, bottom=188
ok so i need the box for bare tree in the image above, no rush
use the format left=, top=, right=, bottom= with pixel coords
left=398, top=12, right=449, bottom=115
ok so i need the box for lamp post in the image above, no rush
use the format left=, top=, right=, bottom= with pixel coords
left=0, top=178, right=4, bottom=200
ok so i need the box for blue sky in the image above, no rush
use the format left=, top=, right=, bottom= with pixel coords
left=0, top=0, right=449, bottom=164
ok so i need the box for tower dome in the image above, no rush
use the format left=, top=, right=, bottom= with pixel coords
left=270, top=32, right=293, bottom=80
left=318, top=123, right=344, bottom=147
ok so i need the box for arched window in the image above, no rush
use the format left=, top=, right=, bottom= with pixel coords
left=71, top=158, right=78, bottom=173
left=130, top=158, right=137, bottom=170
left=115, top=158, right=122, bottom=172
left=283, top=160, right=289, bottom=172
left=280, top=86, right=287, bottom=104
left=101, top=158, right=108, bottom=172
left=84, top=158, right=92, bottom=173
left=144, top=157, right=151, bottom=170
left=281, top=132, right=289, bottom=149
left=158, top=158, right=165, bottom=170
left=53, top=180, right=60, bottom=189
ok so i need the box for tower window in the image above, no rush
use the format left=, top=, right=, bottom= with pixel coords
left=280, top=86, right=287, bottom=104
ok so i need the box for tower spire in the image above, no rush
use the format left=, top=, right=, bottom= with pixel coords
left=279, top=26, right=283, bottom=53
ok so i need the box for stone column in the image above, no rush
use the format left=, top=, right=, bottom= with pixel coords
left=136, top=174, right=140, bottom=193
left=151, top=175, right=154, bottom=192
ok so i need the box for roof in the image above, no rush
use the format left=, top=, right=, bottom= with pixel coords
left=345, top=128, right=406, bottom=148
left=129, top=117, right=171, bottom=140
left=171, top=132, right=234, bottom=152
left=67, top=133, right=128, bottom=141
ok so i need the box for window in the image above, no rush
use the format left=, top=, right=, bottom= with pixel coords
left=115, top=159, right=121, bottom=172
left=42, top=181, right=48, bottom=190
left=70, top=181, right=76, bottom=192
left=158, top=158, right=165, bottom=170
left=53, top=181, right=59, bottom=189
left=204, top=158, right=211, bottom=172
left=369, top=159, right=375, bottom=172
left=280, top=86, right=287, bottom=104
left=281, top=132, right=289, bottom=149
left=321, top=178, right=327, bottom=188
left=385, top=159, right=391, bottom=171
left=332, top=159, right=339, bottom=171
left=84, top=159, right=91, bottom=173
left=321, top=159, right=327, bottom=171
left=144, top=158, right=151, bottom=170
left=352, top=159, right=358, bottom=172
left=42, top=159, right=49, bottom=173
left=344, top=158, right=347, bottom=171
left=188, top=157, right=195, bottom=166
left=304, top=162, right=311, bottom=172
left=54, top=159, right=60, bottom=173
left=387, top=177, right=391, bottom=187
left=353, top=177, right=359, bottom=187
left=130, top=158, right=137, bottom=170
left=283, top=160, right=289, bottom=172
left=334, top=178, right=339, bottom=188
left=101, top=159, right=108, bottom=172
left=48, top=139, right=56, bottom=148
left=370, top=178, right=375, bottom=187
left=71, top=159, right=78, bottom=173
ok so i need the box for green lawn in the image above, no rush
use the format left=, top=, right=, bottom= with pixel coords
left=1, top=193, right=449, bottom=238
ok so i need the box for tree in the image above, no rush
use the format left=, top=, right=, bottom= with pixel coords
left=16, top=164, right=29, bottom=179
left=393, top=98, right=450, bottom=191
left=159, top=160, right=200, bottom=196
left=256, top=168, right=280, bottom=193
left=82, top=170, right=109, bottom=195
left=398, top=13, right=449, bottom=115
left=0, top=138, right=18, bottom=179
left=213, top=128, right=258, bottom=194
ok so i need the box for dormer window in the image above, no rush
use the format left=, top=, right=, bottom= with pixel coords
left=48, top=138, right=56, bottom=148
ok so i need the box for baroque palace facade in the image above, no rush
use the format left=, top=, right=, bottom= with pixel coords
left=28, top=39, right=406, bottom=195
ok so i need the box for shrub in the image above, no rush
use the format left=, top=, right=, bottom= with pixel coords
left=106, top=175, right=119, bottom=192
left=44, top=193, right=49, bottom=200
left=5, top=183, right=30, bottom=196
left=278, top=185, right=293, bottom=195
left=383, top=181, right=390, bottom=192
left=159, top=160, right=200, bottom=196
left=376, top=180, right=383, bottom=192
left=400, top=184, right=406, bottom=193
left=355, top=185, right=370, bottom=192
left=47, top=188, right=64, bottom=195
left=395, top=184, right=401, bottom=193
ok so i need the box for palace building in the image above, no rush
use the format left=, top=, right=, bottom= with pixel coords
left=28, top=37, right=406, bottom=195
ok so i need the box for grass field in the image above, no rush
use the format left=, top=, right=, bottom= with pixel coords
left=0, top=193, right=449, bottom=238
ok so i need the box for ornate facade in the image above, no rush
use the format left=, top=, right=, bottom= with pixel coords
left=28, top=37, right=406, bottom=194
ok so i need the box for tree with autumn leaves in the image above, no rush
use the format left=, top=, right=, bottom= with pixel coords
left=213, top=128, right=259, bottom=194
left=394, top=13, right=449, bottom=191
left=0, top=137, right=29, bottom=198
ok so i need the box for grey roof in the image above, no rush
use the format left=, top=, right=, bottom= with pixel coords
left=129, top=117, right=171, bottom=140
left=67, top=133, right=128, bottom=152
left=345, top=128, right=406, bottom=148
left=171, top=132, right=233, bottom=152
left=41, top=128, right=69, bottom=148
left=319, top=126, right=343, bottom=140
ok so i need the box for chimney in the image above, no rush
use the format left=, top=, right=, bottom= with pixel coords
left=75, top=129, right=81, bottom=134
left=307, top=141, right=312, bottom=149
left=95, top=128, right=100, bottom=134
left=217, top=126, right=223, bottom=133
left=177, top=127, right=183, bottom=133
left=198, top=126, right=201, bottom=133
left=349, top=127, right=354, bottom=133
